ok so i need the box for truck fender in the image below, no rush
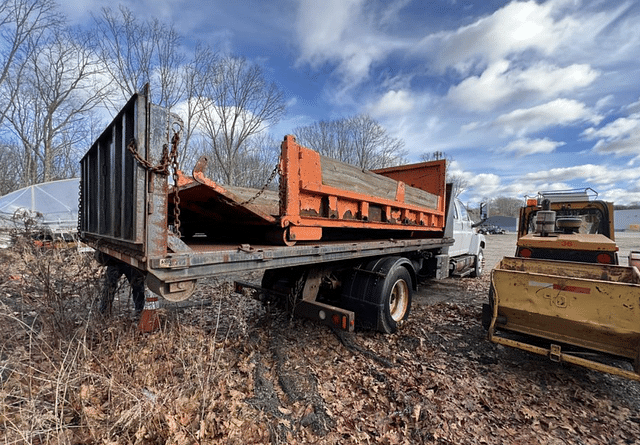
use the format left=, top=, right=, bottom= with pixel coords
left=470, top=233, right=486, bottom=256
left=340, top=256, right=416, bottom=333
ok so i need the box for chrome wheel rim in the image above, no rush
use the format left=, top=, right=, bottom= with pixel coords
left=477, top=251, right=484, bottom=275
left=389, top=279, right=409, bottom=322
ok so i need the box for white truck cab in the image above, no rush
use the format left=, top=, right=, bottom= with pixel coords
left=443, top=197, right=486, bottom=278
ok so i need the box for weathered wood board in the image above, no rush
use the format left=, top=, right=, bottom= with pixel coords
left=320, top=155, right=439, bottom=209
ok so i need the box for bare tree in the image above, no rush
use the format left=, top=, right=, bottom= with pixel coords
left=5, top=27, right=110, bottom=185
left=490, top=196, right=522, bottom=217
left=199, top=56, right=285, bottom=186
left=0, top=0, right=63, bottom=127
left=232, top=133, right=280, bottom=189
left=92, top=6, right=185, bottom=111
left=349, top=114, right=406, bottom=169
left=0, top=143, right=22, bottom=195
left=294, top=114, right=406, bottom=170
left=294, top=119, right=352, bottom=163
left=176, top=43, right=219, bottom=170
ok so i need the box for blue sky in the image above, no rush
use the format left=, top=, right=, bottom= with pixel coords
left=60, top=0, right=640, bottom=206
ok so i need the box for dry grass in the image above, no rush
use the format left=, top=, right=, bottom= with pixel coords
left=0, top=234, right=261, bottom=444
left=1, top=221, right=639, bottom=444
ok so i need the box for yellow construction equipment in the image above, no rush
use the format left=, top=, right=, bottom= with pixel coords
left=483, top=189, right=640, bottom=380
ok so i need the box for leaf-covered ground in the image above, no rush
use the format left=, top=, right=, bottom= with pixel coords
left=1, top=243, right=639, bottom=444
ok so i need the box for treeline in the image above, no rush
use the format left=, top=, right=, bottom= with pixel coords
left=472, top=198, right=640, bottom=218
left=0, top=0, right=405, bottom=195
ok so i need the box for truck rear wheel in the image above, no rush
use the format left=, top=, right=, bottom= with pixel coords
left=380, top=266, right=412, bottom=334
left=341, top=257, right=414, bottom=334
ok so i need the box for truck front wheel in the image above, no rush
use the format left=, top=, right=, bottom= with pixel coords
left=471, top=248, right=484, bottom=278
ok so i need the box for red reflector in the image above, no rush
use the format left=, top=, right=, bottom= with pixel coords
left=526, top=199, right=538, bottom=207
left=596, top=253, right=612, bottom=264
left=519, top=248, right=532, bottom=258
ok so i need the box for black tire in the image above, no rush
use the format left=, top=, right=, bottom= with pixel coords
left=481, top=285, right=496, bottom=330
left=471, top=248, right=484, bottom=278
left=378, top=266, right=413, bottom=334
left=340, top=257, right=414, bottom=334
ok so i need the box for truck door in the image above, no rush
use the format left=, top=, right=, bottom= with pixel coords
left=449, top=199, right=473, bottom=257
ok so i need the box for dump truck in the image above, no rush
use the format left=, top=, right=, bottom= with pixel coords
left=483, top=189, right=640, bottom=380
left=79, top=90, right=484, bottom=333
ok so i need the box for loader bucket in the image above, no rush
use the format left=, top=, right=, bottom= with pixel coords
left=486, top=256, right=640, bottom=381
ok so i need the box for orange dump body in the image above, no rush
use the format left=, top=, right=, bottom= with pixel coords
left=175, top=135, right=447, bottom=244
left=279, top=135, right=446, bottom=242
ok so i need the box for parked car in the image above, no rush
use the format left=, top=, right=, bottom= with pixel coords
left=478, top=224, right=506, bottom=235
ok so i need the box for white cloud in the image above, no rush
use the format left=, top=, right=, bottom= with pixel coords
left=627, top=97, right=640, bottom=114
left=458, top=163, right=640, bottom=206
left=501, top=138, right=565, bottom=157
left=600, top=188, right=640, bottom=205
left=420, top=0, right=635, bottom=75
left=295, top=0, right=362, bottom=63
left=592, top=135, right=640, bottom=165
left=369, top=90, right=414, bottom=116
left=583, top=115, right=640, bottom=140
left=582, top=113, right=640, bottom=164
left=466, top=172, right=502, bottom=194
left=294, top=0, right=401, bottom=84
left=494, top=99, right=602, bottom=137
left=422, top=1, right=566, bottom=74
left=447, top=60, right=598, bottom=112
left=524, top=164, right=640, bottom=186
left=446, top=160, right=503, bottom=200
left=595, top=95, right=615, bottom=111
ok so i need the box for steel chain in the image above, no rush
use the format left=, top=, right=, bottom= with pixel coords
left=239, top=160, right=281, bottom=206
left=169, top=127, right=182, bottom=237
left=126, top=123, right=183, bottom=236
left=127, top=139, right=170, bottom=174
left=77, top=178, right=83, bottom=234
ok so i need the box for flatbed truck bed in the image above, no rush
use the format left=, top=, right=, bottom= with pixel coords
left=80, top=89, right=458, bottom=333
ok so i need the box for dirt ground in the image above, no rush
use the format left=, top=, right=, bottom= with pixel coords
left=1, top=231, right=640, bottom=444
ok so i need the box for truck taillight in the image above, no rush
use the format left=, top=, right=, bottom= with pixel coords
left=596, top=253, right=613, bottom=264
left=519, top=248, right=532, bottom=258
left=526, top=198, right=538, bottom=207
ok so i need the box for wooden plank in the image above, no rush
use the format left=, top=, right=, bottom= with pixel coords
left=224, top=185, right=280, bottom=216
left=320, top=155, right=438, bottom=209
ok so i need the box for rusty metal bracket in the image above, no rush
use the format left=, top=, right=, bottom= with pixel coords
left=234, top=280, right=355, bottom=332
